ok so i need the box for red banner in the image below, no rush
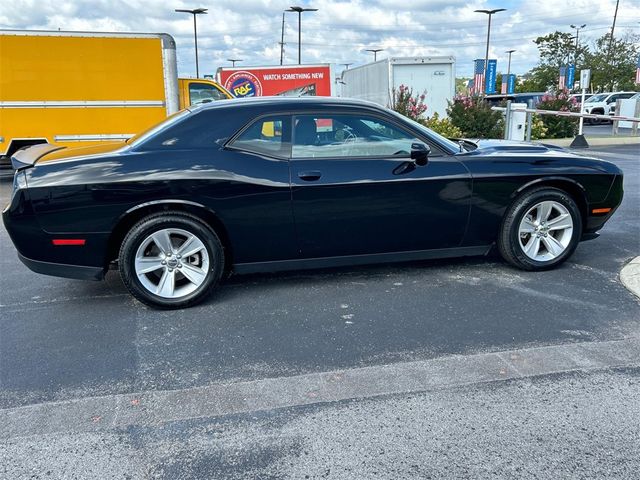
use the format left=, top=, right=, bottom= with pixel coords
left=218, top=65, right=332, bottom=98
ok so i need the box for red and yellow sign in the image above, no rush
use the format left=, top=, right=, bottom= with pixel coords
left=218, top=65, right=332, bottom=98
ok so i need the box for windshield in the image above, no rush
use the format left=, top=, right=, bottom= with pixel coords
left=586, top=94, right=608, bottom=103
left=127, top=110, right=192, bottom=147
left=387, top=110, right=460, bottom=153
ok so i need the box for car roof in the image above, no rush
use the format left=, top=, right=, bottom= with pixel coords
left=189, top=96, right=386, bottom=113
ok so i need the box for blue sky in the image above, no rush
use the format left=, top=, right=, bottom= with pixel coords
left=1, top=0, right=638, bottom=78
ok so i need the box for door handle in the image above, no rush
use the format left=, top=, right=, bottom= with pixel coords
left=297, top=171, right=322, bottom=181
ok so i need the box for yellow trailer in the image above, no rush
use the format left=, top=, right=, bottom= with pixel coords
left=0, top=30, right=231, bottom=168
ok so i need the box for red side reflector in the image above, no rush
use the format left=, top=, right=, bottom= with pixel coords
left=52, top=239, right=86, bottom=246
left=592, top=208, right=612, bottom=214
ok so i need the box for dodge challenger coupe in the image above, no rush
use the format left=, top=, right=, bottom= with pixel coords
left=3, top=97, right=623, bottom=308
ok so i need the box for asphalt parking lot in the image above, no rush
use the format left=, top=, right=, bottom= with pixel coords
left=1, top=144, right=639, bottom=479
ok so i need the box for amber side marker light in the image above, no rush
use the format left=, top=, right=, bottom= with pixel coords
left=592, top=208, right=612, bottom=214
left=52, top=239, right=86, bottom=246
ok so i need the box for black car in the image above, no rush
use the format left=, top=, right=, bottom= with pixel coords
left=3, top=97, right=623, bottom=308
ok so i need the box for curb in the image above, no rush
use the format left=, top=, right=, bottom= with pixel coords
left=620, top=257, right=640, bottom=300
left=539, top=136, right=640, bottom=148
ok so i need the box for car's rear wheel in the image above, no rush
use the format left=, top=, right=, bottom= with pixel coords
left=498, top=188, right=582, bottom=271
left=119, top=212, right=224, bottom=309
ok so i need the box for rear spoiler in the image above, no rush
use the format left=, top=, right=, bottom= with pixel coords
left=11, top=144, right=65, bottom=170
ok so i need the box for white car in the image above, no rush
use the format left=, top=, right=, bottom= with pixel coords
left=582, top=92, right=636, bottom=124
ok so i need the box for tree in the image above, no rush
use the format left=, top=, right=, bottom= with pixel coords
left=455, top=77, right=471, bottom=95
left=585, top=33, right=640, bottom=92
left=520, top=31, right=589, bottom=92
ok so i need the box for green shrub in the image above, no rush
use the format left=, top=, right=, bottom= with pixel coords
left=536, top=92, right=579, bottom=138
left=447, top=96, right=504, bottom=138
left=422, top=113, right=463, bottom=138
left=530, top=114, right=548, bottom=140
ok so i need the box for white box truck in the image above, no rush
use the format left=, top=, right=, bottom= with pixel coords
left=340, top=57, right=455, bottom=118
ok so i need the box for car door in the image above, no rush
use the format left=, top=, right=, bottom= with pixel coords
left=289, top=111, right=472, bottom=259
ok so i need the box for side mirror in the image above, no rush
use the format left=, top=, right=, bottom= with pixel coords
left=411, top=143, right=430, bottom=166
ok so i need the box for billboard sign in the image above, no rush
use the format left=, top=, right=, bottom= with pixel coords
left=218, top=65, right=333, bottom=98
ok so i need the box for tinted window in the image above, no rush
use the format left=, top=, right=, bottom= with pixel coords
left=137, top=110, right=234, bottom=150
left=291, top=114, right=421, bottom=159
left=230, top=115, right=291, bottom=158
left=189, top=82, right=228, bottom=105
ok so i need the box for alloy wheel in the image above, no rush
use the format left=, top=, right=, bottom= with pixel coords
left=134, top=228, right=210, bottom=298
left=518, top=200, right=574, bottom=262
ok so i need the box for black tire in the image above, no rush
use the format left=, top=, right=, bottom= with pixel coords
left=119, top=212, right=224, bottom=309
left=498, top=187, right=582, bottom=271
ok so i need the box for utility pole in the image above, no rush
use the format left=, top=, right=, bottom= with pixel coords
left=608, top=0, right=620, bottom=56
left=279, top=12, right=286, bottom=65
left=607, top=0, right=620, bottom=90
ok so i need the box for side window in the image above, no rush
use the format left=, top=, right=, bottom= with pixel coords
left=292, top=114, right=422, bottom=159
left=229, top=115, right=291, bottom=158
left=189, top=82, right=228, bottom=105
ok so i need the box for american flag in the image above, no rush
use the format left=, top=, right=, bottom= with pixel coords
left=558, top=66, right=566, bottom=91
left=635, top=55, right=640, bottom=84
left=473, top=59, right=485, bottom=95
left=501, top=78, right=508, bottom=94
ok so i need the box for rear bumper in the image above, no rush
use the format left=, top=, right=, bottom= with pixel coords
left=17, top=252, right=105, bottom=281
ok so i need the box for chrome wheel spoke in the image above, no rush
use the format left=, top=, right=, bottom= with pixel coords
left=542, top=235, right=564, bottom=257
left=537, top=201, right=553, bottom=223
left=524, top=236, right=541, bottom=257
left=177, top=234, right=205, bottom=258
left=152, top=230, right=174, bottom=254
left=547, top=213, right=572, bottom=231
left=180, top=263, right=207, bottom=286
left=156, top=268, right=175, bottom=297
left=135, top=256, right=164, bottom=274
left=519, top=218, right=536, bottom=234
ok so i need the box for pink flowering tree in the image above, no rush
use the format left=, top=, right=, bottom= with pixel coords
left=536, top=90, right=579, bottom=138
left=389, top=84, right=428, bottom=121
left=446, top=95, right=504, bottom=138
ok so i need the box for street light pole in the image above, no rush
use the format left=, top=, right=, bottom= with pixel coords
left=227, top=59, right=242, bottom=67
left=505, top=49, right=515, bottom=76
left=287, top=6, right=318, bottom=65
left=570, top=24, right=586, bottom=63
left=175, top=8, right=208, bottom=78
left=474, top=8, right=506, bottom=94
left=279, top=12, right=286, bottom=65
left=365, top=49, right=383, bottom=62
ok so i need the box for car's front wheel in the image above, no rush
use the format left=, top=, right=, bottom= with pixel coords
left=498, top=188, right=582, bottom=271
left=119, top=212, right=224, bottom=309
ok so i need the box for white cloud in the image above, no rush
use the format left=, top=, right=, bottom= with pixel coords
left=0, top=0, right=638, bottom=78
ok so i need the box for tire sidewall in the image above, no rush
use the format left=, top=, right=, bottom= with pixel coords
left=507, top=189, right=582, bottom=270
left=120, top=214, right=223, bottom=309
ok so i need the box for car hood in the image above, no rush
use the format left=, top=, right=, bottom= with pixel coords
left=467, top=139, right=567, bottom=154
